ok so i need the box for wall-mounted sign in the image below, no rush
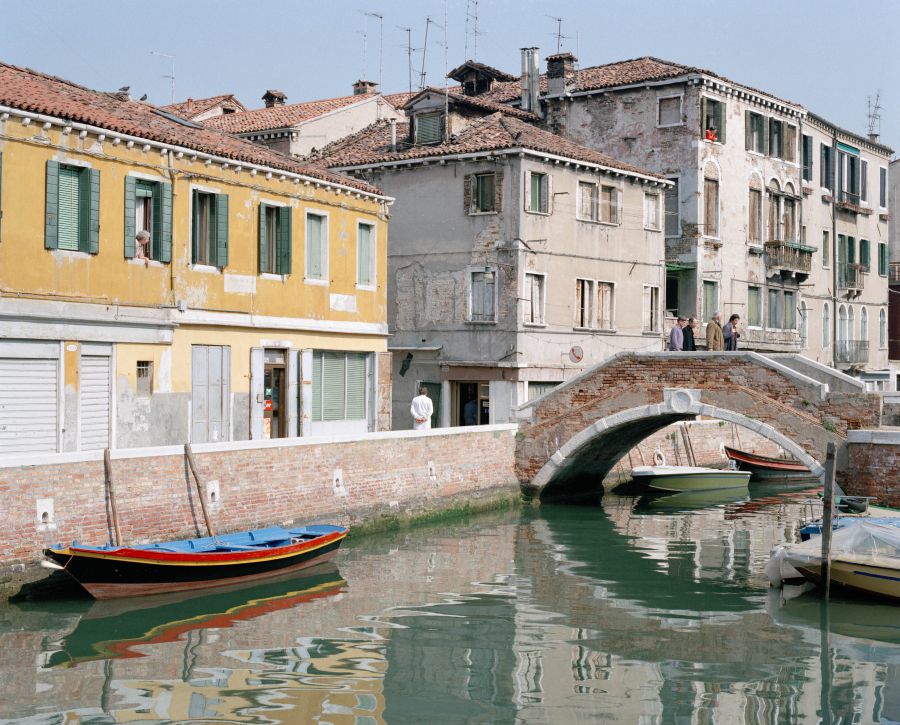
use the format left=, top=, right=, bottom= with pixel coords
left=569, top=345, right=584, bottom=364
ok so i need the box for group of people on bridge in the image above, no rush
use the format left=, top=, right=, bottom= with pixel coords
left=669, top=312, right=740, bottom=352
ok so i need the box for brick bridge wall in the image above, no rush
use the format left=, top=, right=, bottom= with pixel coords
left=0, top=425, right=518, bottom=577
left=516, top=352, right=881, bottom=499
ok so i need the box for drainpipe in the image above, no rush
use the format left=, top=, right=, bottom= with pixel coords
left=166, top=150, right=177, bottom=306
left=832, top=128, right=838, bottom=368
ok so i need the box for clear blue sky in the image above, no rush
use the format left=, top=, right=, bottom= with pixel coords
left=3, top=0, right=897, bottom=153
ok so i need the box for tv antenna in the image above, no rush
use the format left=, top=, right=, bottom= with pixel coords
left=151, top=51, right=175, bottom=104
left=365, top=11, right=384, bottom=91
left=419, top=16, right=440, bottom=89
left=545, top=15, right=571, bottom=54
left=397, top=26, right=415, bottom=96
left=867, top=91, right=883, bottom=138
left=464, top=0, right=483, bottom=60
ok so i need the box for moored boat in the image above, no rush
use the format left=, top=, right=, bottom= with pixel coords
left=43, top=524, right=348, bottom=600
left=723, top=445, right=812, bottom=478
left=631, top=465, right=751, bottom=493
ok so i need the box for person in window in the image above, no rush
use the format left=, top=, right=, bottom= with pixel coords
left=668, top=317, right=685, bottom=351
left=706, top=311, right=725, bottom=351
left=410, top=386, right=434, bottom=430
left=724, top=314, right=741, bottom=351
left=705, top=125, right=718, bottom=142
left=683, top=317, right=697, bottom=351
left=135, top=230, right=151, bottom=265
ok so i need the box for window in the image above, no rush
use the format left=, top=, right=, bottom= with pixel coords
left=578, top=181, right=598, bottom=221
left=769, top=119, right=783, bottom=159
left=523, top=272, right=545, bottom=325
left=600, top=185, right=619, bottom=224
left=880, top=167, right=888, bottom=207
left=643, top=285, right=660, bottom=332
left=880, top=308, right=887, bottom=348
left=470, top=268, right=496, bottom=322
left=192, top=190, right=228, bottom=267
left=821, top=144, right=834, bottom=190
left=783, top=124, right=797, bottom=163
left=414, top=113, right=442, bottom=144
left=528, top=381, right=561, bottom=401
left=747, top=285, right=761, bottom=326
left=703, top=175, right=719, bottom=237
left=311, top=351, right=368, bottom=422
left=305, top=212, right=327, bottom=281
left=136, top=361, right=153, bottom=396
left=597, top=282, right=614, bottom=330
left=860, top=307, right=868, bottom=342
left=657, top=96, right=682, bottom=126
left=879, top=242, right=888, bottom=276
left=767, top=182, right=780, bottom=241
left=45, top=161, right=99, bottom=254
left=802, top=134, right=814, bottom=181
left=702, top=280, right=718, bottom=323
left=575, top=278, right=594, bottom=328
left=748, top=187, right=762, bottom=243
left=745, top=111, right=767, bottom=154
left=837, top=148, right=861, bottom=203
left=823, top=303, right=831, bottom=347
left=783, top=196, right=796, bottom=242
left=125, top=177, right=172, bottom=262
left=664, top=179, right=680, bottom=237
left=822, top=231, right=830, bottom=267
left=768, top=288, right=780, bottom=328
left=701, top=97, right=726, bottom=142
left=527, top=171, right=550, bottom=214
left=784, top=291, right=796, bottom=329
left=357, top=222, right=375, bottom=286
left=800, top=301, right=808, bottom=347
left=259, top=203, right=292, bottom=275
left=861, top=159, right=868, bottom=202
left=859, top=239, right=870, bottom=272
left=644, top=192, right=660, bottom=230
left=472, top=173, right=496, bottom=213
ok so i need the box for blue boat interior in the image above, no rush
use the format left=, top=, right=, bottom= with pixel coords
left=62, top=524, right=346, bottom=554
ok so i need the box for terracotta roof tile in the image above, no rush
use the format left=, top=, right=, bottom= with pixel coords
left=160, top=94, right=245, bottom=119
left=405, top=87, right=539, bottom=121
left=0, top=61, right=380, bottom=194
left=314, top=113, right=665, bottom=181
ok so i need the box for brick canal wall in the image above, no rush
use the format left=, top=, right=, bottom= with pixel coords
left=845, top=430, right=900, bottom=507
left=0, top=425, right=519, bottom=578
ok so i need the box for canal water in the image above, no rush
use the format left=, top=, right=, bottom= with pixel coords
left=3, top=483, right=900, bottom=724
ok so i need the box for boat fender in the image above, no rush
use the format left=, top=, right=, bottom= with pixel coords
left=40, top=558, right=64, bottom=570
left=653, top=450, right=666, bottom=466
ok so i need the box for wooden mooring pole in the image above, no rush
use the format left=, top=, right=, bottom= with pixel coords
left=103, top=448, right=122, bottom=546
left=185, top=443, right=216, bottom=537
left=821, top=442, right=837, bottom=599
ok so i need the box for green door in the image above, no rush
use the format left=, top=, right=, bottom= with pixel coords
left=422, top=382, right=441, bottom=428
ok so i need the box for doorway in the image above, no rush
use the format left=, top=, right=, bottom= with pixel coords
left=420, top=381, right=442, bottom=428
left=263, top=349, right=286, bottom=439
left=455, top=382, right=489, bottom=426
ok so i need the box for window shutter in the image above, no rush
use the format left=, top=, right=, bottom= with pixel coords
left=57, top=167, right=81, bottom=251
left=258, top=203, right=268, bottom=273
left=485, top=270, right=496, bottom=319
left=277, top=205, right=292, bottom=274
left=159, top=181, right=172, bottom=263
left=124, top=176, right=136, bottom=258
left=87, top=168, right=100, bottom=254
left=861, top=160, right=868, bottom=202
left=357, top=224, right=372, bottom=286
left=0, top=152, right=3, bottom=243
left=45, top=160, right=59, bottom=249
left=524, top=172, right=532, bottom=211
left=744, top=110, right=752, bottom=151
left=215, top=193, right=228, bottom=268
left=546, top=174, right=553, bottom=214
left=615, top=188, right=622, bottom=225
left=700, top=97, right=707, bottom=136
left=717, top=103, right=726, bottom=144
left=494, top=171, right=503, bottom=212
left=306, top=214, right=323, bottom=278
left=463, top=174, right=473, bottom=214
left=311, top=351, right=323, bottom=421
left=345, top=353, right=366, bottom=419
left=322, top=351, right=346, bottom=420
left=471, top=273, right=484, bottom=320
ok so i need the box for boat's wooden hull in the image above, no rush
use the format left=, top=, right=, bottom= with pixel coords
left=636, top=470, right=751, bottom=493
left=44, top=530, right=346, bottom=600
left=723, top=445, right=811, bottom=474
left=795, top=558, right=900, bottom=602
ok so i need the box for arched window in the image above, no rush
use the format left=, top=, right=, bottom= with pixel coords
left=767, top=179, right=781, bottom=241
left=823, top=303, right=831, bottom=347
left=800, top=300, right=808, bottom=348
left=838, top=304, right=848, bottom=343
left=880, top=308, right=887, bottom=348
left=860, top=307, right=868, bottom=342
left=848, top=306, right=855, bottom=342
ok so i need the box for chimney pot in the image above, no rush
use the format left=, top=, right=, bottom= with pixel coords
left=547, top=52, right=577, bottom=96
left=262, top=89, right=288, bottom=108
left=353, top=79, right=379, bottom=96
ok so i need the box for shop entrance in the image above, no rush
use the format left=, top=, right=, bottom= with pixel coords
left=263, top=349, right=286, bottom=438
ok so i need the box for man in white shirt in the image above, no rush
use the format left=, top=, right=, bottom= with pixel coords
left=410, top=386, right=434, bottom=430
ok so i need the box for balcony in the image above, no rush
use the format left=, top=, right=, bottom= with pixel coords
left=834, top=190, right=873, bottom=216
left=834, top=339, right=869, bottom=365
left=764, top=241, right=812, bottom=278
left=838, top=262, right=865, bottom=294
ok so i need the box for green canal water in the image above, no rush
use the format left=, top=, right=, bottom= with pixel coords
left=3, top=483, right=900, bottom=724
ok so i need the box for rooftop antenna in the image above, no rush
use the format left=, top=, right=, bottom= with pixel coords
left=397, top=26, right=414, bottom=96
left=151, top=51, right=175, bottom=104
left=465, top=0, right=481, bottom=60
left=546, top=15, right=564, bottom=54
left=365, top=11, right=384, bottom=92
left=419, top=16, right=436, bottom=89
left=867, top=91, right=883, bottom=139
left=443, top=0, right=449, bottom=141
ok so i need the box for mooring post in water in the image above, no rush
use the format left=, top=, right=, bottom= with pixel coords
left=185, top=442, right=216, bottom=537
left=104, top=448, right=122, bottom=546
left=821, top=442, right=837, bottom=599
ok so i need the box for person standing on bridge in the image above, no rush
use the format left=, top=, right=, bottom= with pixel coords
left=724, top=314, right=741, bottom=351
left=706, top=311, right=725, bottom=351
left=683, top=317, right=697, bottom=351
left=668, top=317, right=685, bottom=351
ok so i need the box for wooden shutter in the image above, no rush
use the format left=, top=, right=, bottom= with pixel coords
left=471, top=272, right=485, bottom=320
left=322, top=351, right=345, bottom=420
left=87, top=168, right=100, bottom=254
left=311, top=351, right=323, bottom=421
left=544, top=174, right=552, bottom=214
left=258, top=203, right=268, bottom=273
left=463, top=174, right=473, bottom=214
left=306, top=214, right=323, bottom=278
left=0, top=152, right=3, bottom=243
left=525, top=172, right=534, bottom=211
left=700, top=97, right=708, bottom=137
left=861, top=160, right=868, bottom=202
left=357, top=223, right=372, bottom=285
left=57, top=166, right=81, bottom=251
left=277, top=206, right=292, bottom=275
left=45, top=161, right=59, bottom=249
left=717, top=101, right=726, bottom=144
left=124, top=176, right=136, bottom=258
left=345, top=353, right=366, bottom=419
left=215, top=193, right=228, bottom=268
left=159, top=181, right=172, bottom=263
left=744, top=110, right=752, bottom=151
left=614, top=187, right=622, bottom=225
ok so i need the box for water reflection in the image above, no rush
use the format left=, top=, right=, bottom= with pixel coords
left=2, top=491, right=900, bottom=722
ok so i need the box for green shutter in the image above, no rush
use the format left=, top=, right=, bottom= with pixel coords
left=744, top=110, right=752, bottom=151
left=258, top=203, right=268, bottom=273
left=124, top=176, right=136, bottom=258
left=277, top=205, right=292, bottom=275
left=57, top=166, right=81, bottom=251
left=322, top=351, right=345, bottom=420
left=357, top=224, right=371, bottom=285
left=717, top=102, right=726, bottom=144
left=860, top=240, right=870, bottom=271
left=700, top=97, right=708, bottom=137
left=191, top=189, right=202, bottom=263
left=159, top=181, right=172, bottom=263
left=0, top=152, right=3, bottom=243
left=45, top=160, right=60, bottom=249
left=306, top=214, right=323, bottom=279
left=311, top=351, right=323, bottom=421
left=87, top=168, right=100, bottom=254
left=215, top=193, right=228, bottom=268
left=345, top=353, right=366, bottom=419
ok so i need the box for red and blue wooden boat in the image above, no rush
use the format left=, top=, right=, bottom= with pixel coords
left=43, top=524, right=348, bottom=600
left=723, top=445, right=812, bottom=478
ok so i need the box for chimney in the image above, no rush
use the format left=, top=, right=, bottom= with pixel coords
left=389, top=118, right=397, bottom=151
left=353, top=79, right=379, bottom=96
left=520, top=48, right=541, bottom=117
left=869, top=132, right=881, bottom=142
left=262, top=89, right=287, bottom=108
left=186, top=98, right=194, bottom=111
left=546, top=52, right=577, bottom=96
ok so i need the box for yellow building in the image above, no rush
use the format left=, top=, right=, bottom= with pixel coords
left=0, top=62, right=391, bottom=455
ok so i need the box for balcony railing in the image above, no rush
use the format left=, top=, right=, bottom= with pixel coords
left=764, top=241, right=812, bottom=274
left=838, top=262, right=865, bottom=291
left=834, top=339, right=869, bottom=365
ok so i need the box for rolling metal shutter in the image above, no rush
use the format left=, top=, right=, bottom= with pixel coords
left=0, top=358, right=58, bottom=454
left=79, top=355, right=111, bottom=450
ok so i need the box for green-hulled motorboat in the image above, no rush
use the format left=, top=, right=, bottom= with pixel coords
left=631, top=465, right=751, bottom=492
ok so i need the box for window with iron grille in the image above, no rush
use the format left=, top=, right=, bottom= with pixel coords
left=136, top=361, right=153, bottom=396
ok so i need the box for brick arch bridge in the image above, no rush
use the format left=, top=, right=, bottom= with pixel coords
left=515, top=352, right=881, bottom=502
